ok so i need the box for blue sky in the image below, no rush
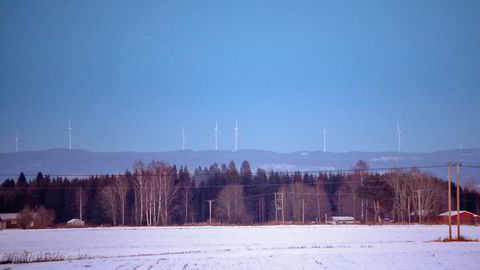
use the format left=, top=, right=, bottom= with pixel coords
left=1, top=1, right=479, bottom=153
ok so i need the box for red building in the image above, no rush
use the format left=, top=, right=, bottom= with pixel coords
left=0, top=213, right=20, bottom=229
left=434, top=211, right=479, bottom=225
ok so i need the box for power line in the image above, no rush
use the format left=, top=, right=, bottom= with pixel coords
left=0, top=164, right=452, bottom=178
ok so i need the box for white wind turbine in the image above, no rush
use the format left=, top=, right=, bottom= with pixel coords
left=234, top=120, right=238, bottom=152
left=397, top=123, right=402, bottom=152
left=68, top=118, right=72, bottom=150
left=182, top=126, right=185, bottom=150
left=15, top=130, right=19, bottom=153
left=323, top=127, right=326, bottom=153
left=215, top=120, right=220, bottom=150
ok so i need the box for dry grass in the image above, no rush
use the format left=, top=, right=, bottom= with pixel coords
left=0, top=251, right=90, bottom=265
left=434, top=235, right=480, bottom=242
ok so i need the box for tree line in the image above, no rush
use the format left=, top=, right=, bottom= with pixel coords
left=0, top=160, right=478, bottom=226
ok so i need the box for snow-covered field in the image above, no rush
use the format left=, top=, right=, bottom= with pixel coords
left=1, top=225, right=479, bottom=270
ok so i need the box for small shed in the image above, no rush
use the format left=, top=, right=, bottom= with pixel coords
left=434, top=211, right=479, bottom=225
left=67, top=219, right=85, bottom=227
left=0, top=213, right=20, bottom=229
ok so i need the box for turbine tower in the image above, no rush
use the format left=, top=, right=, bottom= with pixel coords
left=15, top=130, right=19, bottom=153
left=323, top=128, right=326, bottom=153
left=397, top=123, right=401, bottom=152
left=182, top=126, right=185, bottom=151
left=68, top=118, right=72, bottom=150
left=234, top=120, right=238, bottom=152
left=214, top=120, right=220, bottom=150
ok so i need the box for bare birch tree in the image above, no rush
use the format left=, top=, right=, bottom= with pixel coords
left=216, top=185, right=249, bottom=224
left=101, top=185, right=118, bottom=226
left=114, top=175, right=129, bottom=226
left=133, top=161, right=147, bottom=225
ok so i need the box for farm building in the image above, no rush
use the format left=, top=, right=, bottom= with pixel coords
left=0, top=213, right=19, bottom=229
left=0, top=212, right=40, bottom=229
left=434, top=211, right=479, bottom=225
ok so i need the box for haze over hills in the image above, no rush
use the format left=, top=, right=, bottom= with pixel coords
left=1, top=148, right=479, bottom=180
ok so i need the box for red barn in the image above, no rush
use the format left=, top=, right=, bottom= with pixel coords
left=0, top=213, right=20, bottom=229
left=434, top=211, right=479, bottom=225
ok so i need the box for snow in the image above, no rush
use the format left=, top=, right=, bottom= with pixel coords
left=0, top=213, right=18, bottom=220
left=1, top=225, right=479, bottom=269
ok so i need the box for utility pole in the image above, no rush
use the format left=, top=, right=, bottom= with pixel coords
left=417, top=190, right=421, bottom=224
left=448, top=162, right=452, bottom=241
left=274, top=192, right=285, bottom=222
left=337, top=192, right=341, bottom=216
left=184, top=189, right=189, bottom=224
left=456, top=162, right=461, bottom=239
left=207, top=200, right=214, bottom=225
left=360, top=174, right=364, bottom=223
left=258, top=195, right=265, bottom=223
left=302, top=199, right=305, bottom=224
left=79, top=188, right=83, bottom=220
left=407, top=197, right=411, bottom=224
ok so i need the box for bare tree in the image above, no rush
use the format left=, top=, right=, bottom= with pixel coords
left=152, top=162, right=179, bottom=226
left=407, top=169, right=446, bottom=223
left=101, top=185, right=118, bottom=226
left=35, top=206, right=55, bottom=228
left=353, top=160, right=369, bottom=222
left=133, top=161, right=147, bottom=225
left=75, top=188, right=87, bottom=220
left=356, top=175, right=394, bottom=223
left=280, top=182, right=317, bottom=222
left=114, top=175, right=129, bottom=226
left=216, top=185, right=249, bottom=224
left=386, top=170, right=410, bottom=222
left=17, top=207, right=34, bottom=229
left=314, top=178, right=331, bottom=223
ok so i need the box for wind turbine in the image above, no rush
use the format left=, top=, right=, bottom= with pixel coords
left=182, top=126, right=185, bottom=151
left=68, top=118, right=72, bottom=150
left=323, top=128, right=326, bottom=153
left=397, top=123, right=401, bottom=152
left=214, top=120, right=220, bottom=150
left=234, top=120, right=238, bottom=152
left=15, top=130, right=19, bottom=153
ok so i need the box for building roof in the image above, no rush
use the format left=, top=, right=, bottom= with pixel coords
left=67, top=219, right=85, bottom=225
left=438, top=211, right=479, bottom=217
left=0, top=213, right=18, bottom=220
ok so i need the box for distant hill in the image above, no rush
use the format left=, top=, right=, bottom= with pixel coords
left=1, top=148, right=479, bottom=179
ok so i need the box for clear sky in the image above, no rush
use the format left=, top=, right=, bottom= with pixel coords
left=1, top=1, right=479, bottom=153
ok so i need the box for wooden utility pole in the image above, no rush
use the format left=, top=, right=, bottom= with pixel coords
left=456, top=163, right=461, bottom=239
left=302, top=199, right=305, bottom=224
left=448, top=162, right=452, bottom=241
left=207, top=200, right=214, bottom=225
left=79, top=188, right=83, bottom=220
left=417, top=190, right=421, bottom=224
left=274, top=192, right=285, bottom=222
left=185, top=190, right=189, bottom=224
left=337, top=192, right=341, bottom=216
left=407, top=198, right=411, bottom=224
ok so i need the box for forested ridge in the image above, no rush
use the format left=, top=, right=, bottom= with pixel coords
left=1, top=160, right=478, bottom=227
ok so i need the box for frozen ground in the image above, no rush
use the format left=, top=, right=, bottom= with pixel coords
left=1, top=225, right=479, bottom=270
